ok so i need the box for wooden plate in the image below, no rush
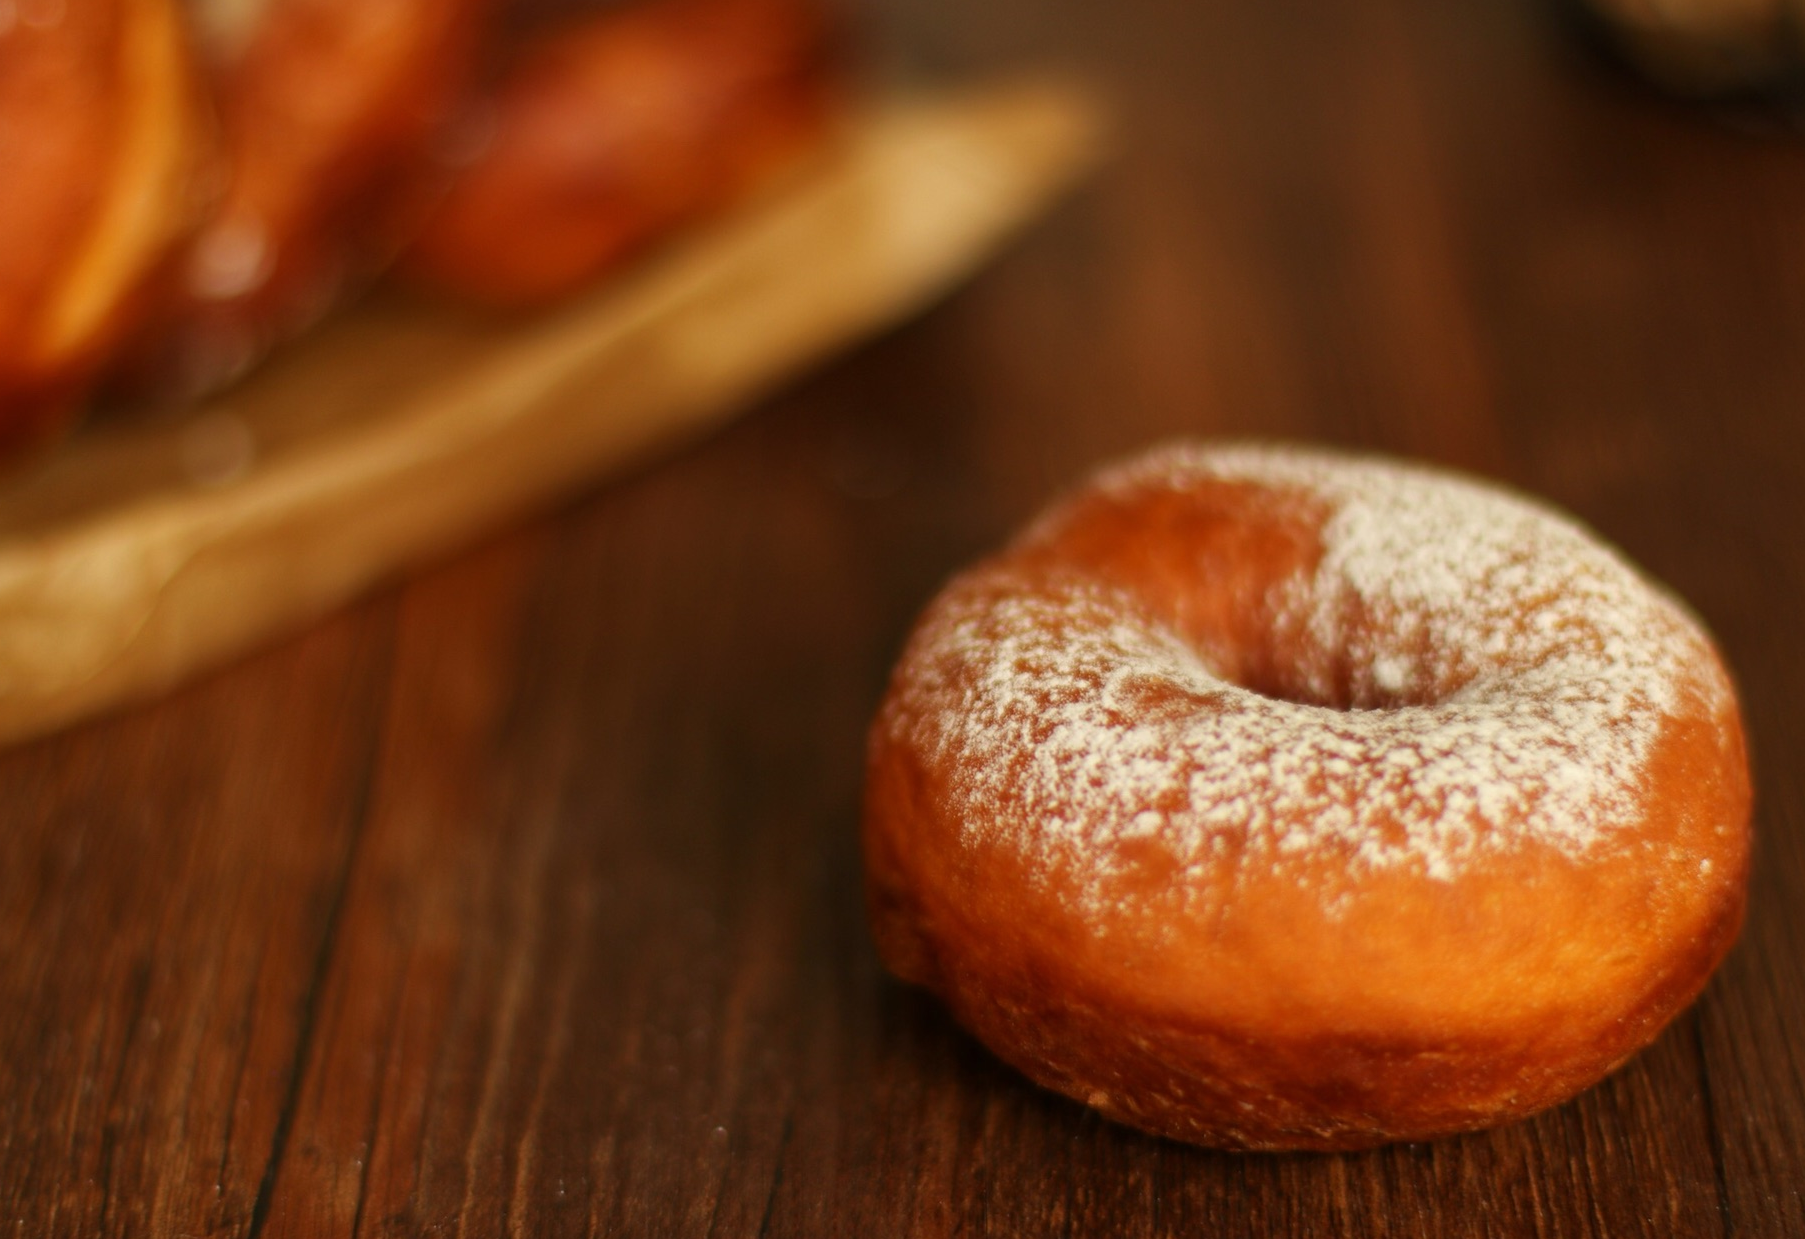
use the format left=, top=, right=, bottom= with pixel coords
left=0, top=78, right=1101, bottom=746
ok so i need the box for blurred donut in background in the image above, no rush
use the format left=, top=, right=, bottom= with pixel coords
left=0, top=0, right=211, bottom=453
left=107, top=0, right=496, bottom=400
left=397, top=0, right=843, bottom=308
left=0, top=0, right=845, bottom=443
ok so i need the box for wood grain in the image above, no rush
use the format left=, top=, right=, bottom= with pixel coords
left=4, top=0, right=1805, bottom=1234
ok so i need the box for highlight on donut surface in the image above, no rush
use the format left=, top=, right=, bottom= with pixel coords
left=863, top=441, right=1751, bottom=1150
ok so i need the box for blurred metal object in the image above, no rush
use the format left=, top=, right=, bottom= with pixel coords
left=1580, top=0, right=1805, bottom=93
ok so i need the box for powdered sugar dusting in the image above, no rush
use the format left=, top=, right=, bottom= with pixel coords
left=882, top=444, right=1724, bottom=911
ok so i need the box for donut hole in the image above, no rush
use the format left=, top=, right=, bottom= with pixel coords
left=1224, top=603, right=1461, bottom=714
left=1027, top=476, right=1476, bottom=715
left=1187, top=626, right=1447, bottom=714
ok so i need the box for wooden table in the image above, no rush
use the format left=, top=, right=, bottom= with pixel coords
left=5, top=0, right=1804, bottom=1234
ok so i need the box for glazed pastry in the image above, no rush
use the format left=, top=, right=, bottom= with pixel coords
left=398, top=0, right=842, bottom=308
left=0, top=0, right=209, bottom=448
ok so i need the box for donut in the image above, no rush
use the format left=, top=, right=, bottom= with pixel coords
left=0, top=0, right=210, bottom=449
left=863, top=442, right=1751, bottom=1150
left=4, top=0, right=847, bottom=427
left=397, top=0, right=842, bottom=309
left=105, top=0, right=495, bottom=401
left=98, top=0, right=843, bottom=403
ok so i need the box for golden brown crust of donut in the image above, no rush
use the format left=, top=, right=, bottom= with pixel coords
left=863, top=444, right=1752, bottom=1150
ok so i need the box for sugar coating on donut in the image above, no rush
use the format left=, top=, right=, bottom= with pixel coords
left=885, top=445, right=1729, bottom=910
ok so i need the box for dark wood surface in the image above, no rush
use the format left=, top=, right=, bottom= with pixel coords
left=6, top=0, right=1805, bottom=1234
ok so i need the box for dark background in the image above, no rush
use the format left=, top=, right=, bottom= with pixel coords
left=5, top=0, right=1805, bottom=1234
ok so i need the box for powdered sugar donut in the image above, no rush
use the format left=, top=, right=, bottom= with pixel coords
left=863, top=442, right=1751, bottom=1150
